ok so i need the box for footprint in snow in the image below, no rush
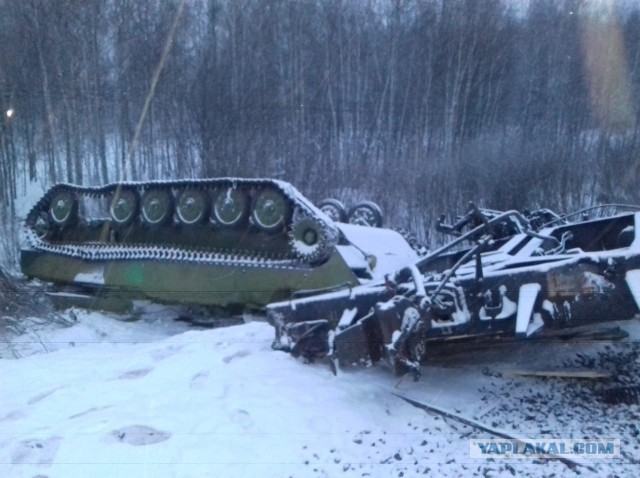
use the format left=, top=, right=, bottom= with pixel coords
left=149, top=345, right=184, bottom=362
left=68, top=406, right=113, bottom=420
left=27, top=387, right=63, bottom=405
left=0, top=409, right=27, bottom=422
left=222, top=349, right=250, bottom=364
left=118, top=368, right=152, bottom=380
left=107, top=425, right=171, bottom=446
left=190, top=371, right=209, bottom=390
left=230, top=409, right=253, bottom=429
left=10, top=436, right=62, bottom=465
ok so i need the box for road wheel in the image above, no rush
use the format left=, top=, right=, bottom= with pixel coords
left=213, top=187, right=250, bottom=227
left=49, top=190, right=77, bottom=227
left=252, top=189, right=290, bottom=232
left=141, top=189, right=173, bottom=226
left=110, top=188, right=139, bottom=226
left=348, top=201, right=383, bottom=227
left=176, top=189, right=208, bottom=225
left=317, top=198, right=347, bottom=223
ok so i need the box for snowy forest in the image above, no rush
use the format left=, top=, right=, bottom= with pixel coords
left=1, top=0, right=640, bottom=267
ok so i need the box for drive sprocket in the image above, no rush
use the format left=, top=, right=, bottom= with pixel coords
left=289, top=209, right=334, bottom=263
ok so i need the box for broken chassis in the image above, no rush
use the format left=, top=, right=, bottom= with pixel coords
left=268, top=205, right=640, bottom=378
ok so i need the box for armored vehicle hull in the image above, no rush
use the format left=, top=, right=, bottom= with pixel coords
left=21, top=178, right=417, bottom=309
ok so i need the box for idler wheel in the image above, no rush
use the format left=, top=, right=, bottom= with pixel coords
left=289, top=211, right=329, bottom=263
left=348, top=201, right=383, bottom=228
left=213, top=187, right=249, bottom=227
left=252, top=189, right=290, bottom=232
left=177, top=189, right=208, bottom=225
left=317, top=198, right=347, bottom=223
left=33, top=211, right=52, bottom=239
left=141, top=189, right=173, bottom=226
left=49, top=190, right=77, bottom=227
left=109, top=187, right=139, bottom=226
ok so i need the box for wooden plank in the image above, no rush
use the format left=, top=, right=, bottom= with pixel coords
left=393, top=392, right=595, bottom=471
left=502, top=369, right=611, bottom=379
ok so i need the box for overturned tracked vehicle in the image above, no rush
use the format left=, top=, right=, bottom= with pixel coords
left=21, top=179, right=417, bottom=310
left=269, top=204, right=640, bottom=378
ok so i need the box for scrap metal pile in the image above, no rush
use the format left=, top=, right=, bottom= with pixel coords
left=20, top=178, right=640, bottom=379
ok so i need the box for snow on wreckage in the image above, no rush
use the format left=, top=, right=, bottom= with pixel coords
left=269, top=203, right=640, bottom=379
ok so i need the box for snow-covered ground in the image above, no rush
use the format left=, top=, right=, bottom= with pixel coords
left=1, top=306, right=638, bottom=478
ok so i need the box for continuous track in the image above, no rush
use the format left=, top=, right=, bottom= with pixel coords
left=24, top=178, right=340, bottom=267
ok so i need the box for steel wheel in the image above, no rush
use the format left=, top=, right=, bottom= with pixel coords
left=177, top=189, right=208, bottom=225
left=213, top=187, right=249, bottom=227
left=49, top=191, right=77, bottom=226
left=317, top=198, right=347, bottom=223
left=252, top=189, right=290, bottom=232
left=110, top=188, right=139, bottom=226
left=348, top=201, right=383, bottom=228
left=141, top=189, right=173, bottom=226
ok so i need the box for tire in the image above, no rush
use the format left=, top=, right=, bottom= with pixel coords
left=348, top=201, right=383, bottom=228
left=317, top=198, right=347, bottom=223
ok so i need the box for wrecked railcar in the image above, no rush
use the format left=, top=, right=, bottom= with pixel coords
left=268, top=205, right=640, bottom=378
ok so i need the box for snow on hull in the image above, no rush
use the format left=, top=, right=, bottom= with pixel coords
left=337, top=223, right=419, bottom=280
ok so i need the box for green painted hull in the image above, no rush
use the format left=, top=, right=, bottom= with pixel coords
left=21, top=249, right=359, bottom=308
